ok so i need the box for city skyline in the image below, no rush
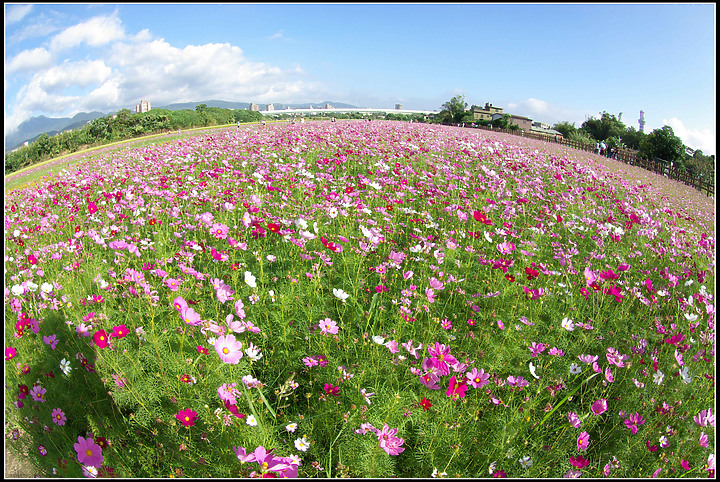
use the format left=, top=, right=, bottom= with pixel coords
left=4, top=3, right=716, bottom=154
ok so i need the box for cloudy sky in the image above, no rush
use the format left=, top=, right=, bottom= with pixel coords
left=4, top=3, right=716, bottom=154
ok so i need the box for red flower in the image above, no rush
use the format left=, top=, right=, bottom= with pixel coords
left=569, top=455, right=589, bottom=468
left=419, top=398, right=432, bottom=411
left=196, top=346, right=209, bottom=355
left=27, top=254, right=37, bottom=265
left=267, top=222, right=281, bottom=234
left=93, top=330, right=109, bottom=349
left=94, top=437, right=109, bottom=450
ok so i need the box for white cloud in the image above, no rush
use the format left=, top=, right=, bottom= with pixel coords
left=107, top=37, right=320, bottom=106
left=5, top=14, right=326, bottom=136
left=4, top=4, right=33, bottom=24
left=663, top=117, right=716, bottom=156
left=6, top=47, right=54, bottom=74
left=35, top=60, right=113, bottom=93
left=49, top=14, right=125, bottom=52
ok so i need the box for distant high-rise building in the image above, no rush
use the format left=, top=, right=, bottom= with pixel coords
left=135, top=100, right=151, bottom=113
left=639, top=110, right=645, bottom=133
left=266, top=104, right=275, bottom=112
left=395, top=104, right=403, bottom=110
left=249, top=103, right=259, bottom=111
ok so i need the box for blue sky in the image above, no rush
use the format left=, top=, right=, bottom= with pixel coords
left=4, top=3, right=716, bottom=154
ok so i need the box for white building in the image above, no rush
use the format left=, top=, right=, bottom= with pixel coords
left=135, top=100, right=151, bottom=113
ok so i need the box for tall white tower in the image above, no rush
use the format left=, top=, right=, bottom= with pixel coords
left=638, top=110, right=645, bottom=133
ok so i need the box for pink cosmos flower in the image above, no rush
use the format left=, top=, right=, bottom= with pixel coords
left=318, top=318, right=339, bottom=336
left=384, top=339, right=399, bottom=353
left=577, top=431, right=590, bottom=451
left=428, top=277, right=444, bottom=290
left=694, top=408, right=714, bottom=428
left=591, top=398, right=608, bottom=416
left=425, top=287, right=435, bottom=303
left=173, top=296, right=188, bottom=313
left=528, top=342, right=546, bottom=357
left=427, top=342, right=458, bottom=376
left=214, top=334, right=243, bottom=364
left=401, top=339, right=423, bottom=359
left=215, top=283, right=235, bottom=304
left=699, top=431, right=709, bottom=448
left=419, top=373, right=441, bottom=390
left=74, top=436, right=103, bottom=467
left=5, top=347, right=17, bottom=360
left=111, top=324, right=129, bottom=338
left=466, top=367, right=490, bottom=388
left=376, top=423, right=405, bottom=455
left=51, top=408, right=67, bottom=426
left=568, top=411, right=581, bottom=428
left=181, top=306, right=202, bottom=326
left=165, top=278, right=181, bottom=291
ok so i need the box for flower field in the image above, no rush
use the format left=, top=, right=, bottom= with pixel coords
left=4, top=120, right=715, bottom=478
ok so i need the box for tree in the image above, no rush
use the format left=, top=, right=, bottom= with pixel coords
left=552, top=121, right=577, bottom=138
left=639, top=125, right=685, bottom=166
left=620, top=126, right=645, bottom=151
left=580, top=112, right=626, bottom=141
left=439, top=95, right=468, bottom=124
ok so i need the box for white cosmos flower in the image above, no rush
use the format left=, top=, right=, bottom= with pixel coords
left=294, top=437, right=310, bottom=452
left=25, top=281, right=39, bottom=292
left=372, top=335, right=385, bottom=345
left=244, top=271, right=257, bottom=288
left=246, top=415, right=258, bottom=426
left=529, top=362, right=540, bottom=379
left=653, top=370, right=664, bottom=385
left=40, top=282, right=53, bottom=294
left=10, top=284, right=24, bottom=296
left=561, top=317, right=574, bottom=331
left=679, top=366, right=692, bottom=384
left=332, top=288, right=349, bottom=302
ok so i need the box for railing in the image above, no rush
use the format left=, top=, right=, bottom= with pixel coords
left=465, top=124, right=714, bottom=197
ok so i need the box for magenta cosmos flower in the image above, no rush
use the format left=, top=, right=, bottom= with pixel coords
left=93, top=329, right=110, bottom=348
left=6, top=347, right=17, bottom=360
left=624, top=412, right=645, bottom=434
left=214, top=334, right=243, bottom=364
left=51, top=408, right=67, bottom=426
left=446, top=375, right=468, bottom=399
left=591, top=398, right=608, bottom=416
left=74, top=436, right=103, bottom=467
left=176, top=408, right=198, bottom=427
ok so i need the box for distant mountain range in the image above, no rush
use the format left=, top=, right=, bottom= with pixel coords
left=4, top=100, right=359, bottom=152
left=5, top=111, right=106, bottom=152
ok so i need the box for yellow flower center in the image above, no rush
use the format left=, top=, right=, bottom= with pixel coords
left=86, top=449, right=93, bottom=457
left=223, top=348, right=229, bottom=354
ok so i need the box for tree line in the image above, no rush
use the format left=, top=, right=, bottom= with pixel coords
left=5, top=105, right=263, bottom=175
left=435, top=95, right=714, bottom=183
